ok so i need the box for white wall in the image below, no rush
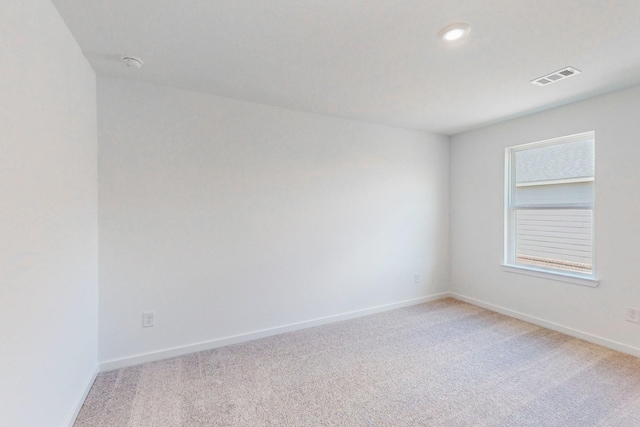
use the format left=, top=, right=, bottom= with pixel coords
left=0, top=1, right=98, bottom=426
left=97, top=77, right=449, bottom=363
left=450, top=85, right=640, bottom=352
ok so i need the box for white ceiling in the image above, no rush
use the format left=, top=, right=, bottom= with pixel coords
left=51, top=0, right=640, bottom=135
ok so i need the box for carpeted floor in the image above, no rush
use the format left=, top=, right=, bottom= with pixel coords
left=74, top=298, right=640, bottom=426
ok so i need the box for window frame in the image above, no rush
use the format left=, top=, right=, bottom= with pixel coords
left=502, top=131, right=599, bottom=287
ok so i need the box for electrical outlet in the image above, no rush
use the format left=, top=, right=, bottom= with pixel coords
left=626, top=307, right=640, bottom=324
left=143, top=312, right=155, bottom=328
left=414, top=273, right=420, bottom=283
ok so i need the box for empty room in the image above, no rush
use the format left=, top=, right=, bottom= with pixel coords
left=3, top=0, right=640, bottom=426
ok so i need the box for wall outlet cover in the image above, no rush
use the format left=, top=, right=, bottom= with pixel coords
left=143, top=312, right=155, bottom=328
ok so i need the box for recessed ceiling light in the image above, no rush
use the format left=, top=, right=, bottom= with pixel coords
left=438, top=23, right=471, bottom=42
left=122, top=56, right=144, bottom=69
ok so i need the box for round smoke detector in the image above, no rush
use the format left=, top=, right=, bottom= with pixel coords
left=122, top=56, right=143, bottom=69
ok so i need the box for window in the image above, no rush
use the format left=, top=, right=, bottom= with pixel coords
left=504, top=132, right=596, bottom=285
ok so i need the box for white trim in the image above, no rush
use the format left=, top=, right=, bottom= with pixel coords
left=504, top=146, right=515, bottom=264
left=501, top=263, right=598, bottom=287
left=65, top=365, right=98, bottom=427
left=510, top=130, right=594, bottom=151
left=516, top=176, right=594, bottom=187
left=450, top=293, right=640, bottom=358
left=99, top=293, right=450, bottom=371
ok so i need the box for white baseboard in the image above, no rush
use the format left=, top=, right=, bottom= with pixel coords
left=450, top=292, right=640, bottom=358
left=65, top=365, right=98, bottom=427
left=99, top=292, right=451, bottom=372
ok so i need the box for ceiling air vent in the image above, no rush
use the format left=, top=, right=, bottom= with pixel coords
left=530, top=67, right=581, bottom=87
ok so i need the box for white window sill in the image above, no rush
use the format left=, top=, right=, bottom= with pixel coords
left=501, top=264, right=599, bottom=288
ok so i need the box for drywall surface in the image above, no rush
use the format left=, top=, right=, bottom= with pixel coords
left=97, top=77, right=449, bottom=363
left=450, top=85, right=640, bottom=351
left=0, top=1, right=98, bottom=426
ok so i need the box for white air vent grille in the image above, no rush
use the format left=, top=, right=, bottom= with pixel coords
left=531, top=67, right=581, bottom=87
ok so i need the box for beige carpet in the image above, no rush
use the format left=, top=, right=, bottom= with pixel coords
left=74, top=298, right=640, bottom=426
